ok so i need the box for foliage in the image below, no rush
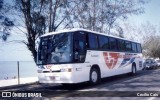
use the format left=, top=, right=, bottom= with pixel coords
left=143, top=35, right=160, bottom=59
left=0, top=0, right=14, bottom=41
left=14, top=0, right=72, bottom=62
left=122, top=21, right=160, bottom=58
left=0, top=0, right=148, bottom=62
left=69, top=0, right=147, bottom=34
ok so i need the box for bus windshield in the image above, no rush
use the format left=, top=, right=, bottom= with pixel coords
left=37, top=33, right=72, bottom=65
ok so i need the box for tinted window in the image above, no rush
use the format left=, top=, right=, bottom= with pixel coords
left=74, top=40, right=85, bottom=53
left=88, top=33, right=98, bottom=49
left=132, top=42, right=137, bottom=52
left=109, top=38, right=117, bottom=50
left=98, top=35, right=109, bottom=49
left=137, top=44, right=142, bottom=53
left=118, top=39, right=125, bottom=51
left=125, top=41, right=132, bottom=51
left=38, top=33, right=72, bottom=65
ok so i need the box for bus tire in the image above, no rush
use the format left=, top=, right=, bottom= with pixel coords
left=131, top=64, right=137, bottom=75
left=61, top=83, right=71, bottom=87
left=89, top=68, right=100, bottom=85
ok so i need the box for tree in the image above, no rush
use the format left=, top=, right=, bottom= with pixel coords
left=1, top=0, right=147, bottom=62
left=143, top=36, right=160, bottom=59
left=13, top=0, right=72, bottom=62
left=0, top=0, right=14, bottom=41
left=115, top=24, right=124, bottom=38
left=69, top=0, right=147, bottom=34
left=140, top=22, right=160, bottom=59
left=121, top=21, right=160, bottom=58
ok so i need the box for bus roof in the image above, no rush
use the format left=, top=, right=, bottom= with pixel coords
left=41, top=28, right=140, bottom=43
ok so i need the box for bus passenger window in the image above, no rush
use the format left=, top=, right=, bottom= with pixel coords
left=125, top=41, right=132, bottom=52
left=98, top=35, right=109, bottom=50
left=132, top=43, right=137, bottom=53
left=118, top=40, right=125, bottom=51
left=109, top=38, right=117, bottom=50
left=88, top=33, right=98, bottom=49
left=137, top=44, right=142, bottom=53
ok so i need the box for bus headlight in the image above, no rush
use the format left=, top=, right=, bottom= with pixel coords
left=38, top=65, right=45, bottom=69
left=61, top=68, right=72, bottom=72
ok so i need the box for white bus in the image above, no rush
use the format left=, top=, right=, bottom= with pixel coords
left=37, top=28, right=143, bottom=85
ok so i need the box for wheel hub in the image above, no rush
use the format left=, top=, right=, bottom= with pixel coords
left=91, top=71, right=97, bottom=83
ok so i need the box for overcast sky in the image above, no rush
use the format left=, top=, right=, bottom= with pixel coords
left=0, top=0, right=160, bottom=61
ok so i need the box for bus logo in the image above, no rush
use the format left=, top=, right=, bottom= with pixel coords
left=103, top=52, right=119, bottom=69
left=46, top=65, right=52, bottom=69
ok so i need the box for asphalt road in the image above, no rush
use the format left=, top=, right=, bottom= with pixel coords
left=0, top=68, right=160, bottom=100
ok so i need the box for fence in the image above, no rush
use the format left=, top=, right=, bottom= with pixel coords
left=0, top=61, right=38, bottom=87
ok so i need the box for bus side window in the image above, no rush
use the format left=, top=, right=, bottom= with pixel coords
left=98, top=35, right=109, bottom=50
left=109, top=37, right=117, bottom=51
left=132, top=42, right=137, bottom=53
left=125, top=41, right=132, bottom=52
left=118, top=39, right=125, bottom=51
left=88, top=33, right=98, bottom=49
left=137, top=44, right=142, bottom=53
left=74, top=40, right=86, bottom=62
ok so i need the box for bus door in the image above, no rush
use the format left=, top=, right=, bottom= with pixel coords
left=73, top=31, right=89, bottom=82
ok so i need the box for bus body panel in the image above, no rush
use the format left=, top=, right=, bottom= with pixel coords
left=84, top=50, right=143, bottom=79
left=38, top=64, right=91, bottom=83
left=38, top=64, right=74, bottom=83
left=38, top=50, right=143, bottom=84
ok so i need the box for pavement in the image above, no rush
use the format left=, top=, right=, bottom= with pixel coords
left=0, top=68, right=160, bottom=100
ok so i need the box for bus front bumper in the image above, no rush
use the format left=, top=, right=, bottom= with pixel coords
left=38, top=72, right=75, bottom=83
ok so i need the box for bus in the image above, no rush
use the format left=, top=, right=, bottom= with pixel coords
left=37, top=28, right=143, bottom=85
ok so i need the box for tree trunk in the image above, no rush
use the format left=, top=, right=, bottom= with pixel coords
left=49, top=0, right=52, bottom=32
left=21, top=0, right=37, bottom=63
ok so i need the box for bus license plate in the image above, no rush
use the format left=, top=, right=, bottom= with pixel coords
left=49, top=76, right=55, bottom=80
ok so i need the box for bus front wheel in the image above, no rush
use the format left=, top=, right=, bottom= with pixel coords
left=89, top=68, right=100, bottom=85
left=131, top=64, right=137, bottom=75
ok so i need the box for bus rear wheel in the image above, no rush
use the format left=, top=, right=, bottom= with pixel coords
left=89, top=68, right=100, bottom=85
left=61, top=83, right=72, bottom=87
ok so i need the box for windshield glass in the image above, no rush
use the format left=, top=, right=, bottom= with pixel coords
left=37, top=32, right=72, bottom=65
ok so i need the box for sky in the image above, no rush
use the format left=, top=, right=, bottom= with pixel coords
left=128, top=0, right=160, bottom=26
left=0, top=0, right=160, bottom=61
